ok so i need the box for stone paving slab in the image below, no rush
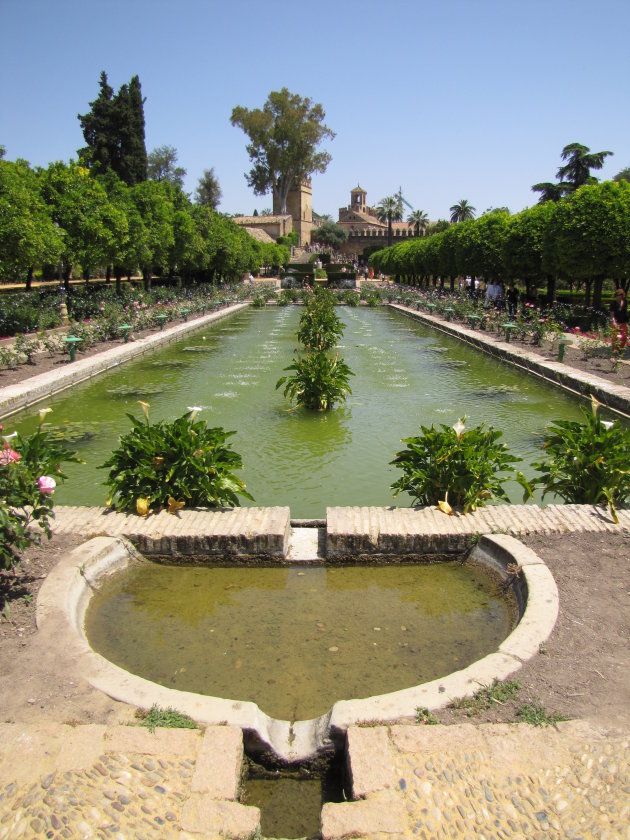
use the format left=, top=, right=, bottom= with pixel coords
left=326, top=503, right=630, bottom=558
left=51, top=505, right=291, bottom=559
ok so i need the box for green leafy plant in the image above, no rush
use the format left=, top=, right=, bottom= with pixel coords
left=135, top=704, right=199, bottom=733
left=532, top=397, right=630, bottom=522
left=516, top=702, right=568, bottom=727
left=415, top=707, right=440, bottom=725
left=0, top=409, right=80, bottom=570
left=390, top=418, right=526, bottom=513
left=100, top=404, right=253, bottom=514
left=276, top=351, right=354, bottom=411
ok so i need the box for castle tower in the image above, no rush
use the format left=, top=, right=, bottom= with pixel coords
left=350, top=185, right=367, bottom=213
left=274, top=178, right=313, bottom=247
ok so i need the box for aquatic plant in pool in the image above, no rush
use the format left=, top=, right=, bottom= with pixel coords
left=390, top=417, right=530, bottom=513
left=532, top=396, right=630, bottom=522
left=276, top=287, right=354, bottom=411
left=100, top=405, right=252, bottom=515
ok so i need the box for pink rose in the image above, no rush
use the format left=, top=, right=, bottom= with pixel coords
left=38, top=476, right=56, bottom=495
left=0, top=446, right=21, bottom=465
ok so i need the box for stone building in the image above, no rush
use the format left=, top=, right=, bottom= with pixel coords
left=273, top=179, right=313, bottom=248
left=231, top=214, right=292, bottom=241
left=336, top=185, right=416, bottom=256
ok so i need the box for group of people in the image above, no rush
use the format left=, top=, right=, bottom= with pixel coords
left=462, top=278, right=520, bottom=318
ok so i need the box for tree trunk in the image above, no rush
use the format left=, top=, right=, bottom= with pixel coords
left=25, top=267, right=33, bottom=291
left=545, top=274, right=556, bottom=307
left=584, top=279, right=592, bottom=308
left=143, top=268, right=152, bottom=292
left=592, top=277, right=604, bottom=311
left=106, top=265, right=112, bottom=283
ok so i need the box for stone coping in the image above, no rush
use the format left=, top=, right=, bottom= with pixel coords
left=391, top=303, right=630, bottom=417
left=38, top=524, right=561, bottom=763
left=0, top=303, right=248, bottom=419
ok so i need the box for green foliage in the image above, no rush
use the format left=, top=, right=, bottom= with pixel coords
left=449, top=679, right=521, bottom=716
left=0, top=412, right=80, bottom=570
left=230, top=88, right=334, bottom=215
left=415, top=707, right=440, bottom=725
left=251, top=295, right=266, bottom=308
left=78, top=71, right=148, bottom=185
left=136, top=704, right=199, bottom=733
left=276, top=351, right=354, bottom=411
left=390, top=418, right=523, bottom=512
left=516, top=703, right=568, bottom=727
left=311, top=221, right=348, bottom=248
left=100, top=407, right=253, bottom=513
left=297, top=288, right=345, bottom=350
left=532, top=400, right=630, bottom=522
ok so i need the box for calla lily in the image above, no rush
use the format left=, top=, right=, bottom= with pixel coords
left=38, top=407, right=53, bottom=425
left=437, top=491, right=453, bottom=515
left=602, top=420, right=614, bottom=430
left=452, top=418, right=465, bottom=439
left=187, top=406, right=202, bottom=421
left=136, top=497, right=150, bottom=516
left=590, top=394, right=602, bottom=417
left=2, top=432, right=18, bottom=442
left=137, top=401, right=150, bottom=421
left=167, top=496, right=185, bottom=514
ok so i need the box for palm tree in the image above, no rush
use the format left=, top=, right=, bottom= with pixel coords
left=449, top=200, right=476, bottom=224
left=376, top=195, right=403, bottom=247
left=407, top=209, right=429, bottom=237
left=557, top=142, right=613, bottom=190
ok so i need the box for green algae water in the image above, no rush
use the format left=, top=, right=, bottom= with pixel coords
left=85, top=559, right=515, bottom=721
left=9, top=306, right=591, bottom=517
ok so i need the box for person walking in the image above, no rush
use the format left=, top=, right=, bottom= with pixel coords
left=610, top=287, right=628, bottom=353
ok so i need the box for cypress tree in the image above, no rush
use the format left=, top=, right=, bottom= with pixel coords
left=78, top=72, right=147, bottom=185
left=77, top=71, right=116, bottom=174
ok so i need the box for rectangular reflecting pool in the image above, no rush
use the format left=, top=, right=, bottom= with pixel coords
left=9, top=306, right=594, bottom=517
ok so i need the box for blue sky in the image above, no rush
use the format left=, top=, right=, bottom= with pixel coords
left=2, top=0, right=629, bottom=221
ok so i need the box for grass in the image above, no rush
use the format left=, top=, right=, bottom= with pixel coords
left=516, top=703, right=569, bottom=727
left=449, top=679, right=522, bottom=716
left=135, top=704, right=200, bottom=734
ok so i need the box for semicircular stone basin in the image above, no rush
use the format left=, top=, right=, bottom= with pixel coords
left=84, top=558, right=516, bottom=722
left=38, top=531, right=559, bottom=763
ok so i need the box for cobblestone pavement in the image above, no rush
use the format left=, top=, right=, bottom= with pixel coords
left=322, top=722, right=630, bottom=840
left=2, top=719, right=629, bottom=839
left=0, top=724, right=258, bottom=839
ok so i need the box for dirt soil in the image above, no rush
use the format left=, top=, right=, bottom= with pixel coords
left=1, top=529, right=629, bottom=730
left=0, top=318, right=191, bottom=389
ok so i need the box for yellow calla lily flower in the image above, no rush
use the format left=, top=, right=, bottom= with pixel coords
left=136, top=497, right=150, bottom=516
left=167, top=496, right=185, bottom=515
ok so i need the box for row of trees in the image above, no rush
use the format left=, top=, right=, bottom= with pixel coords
left=0, top=154, right=289, bottom=290
left=369, top=180, right=630, bottom=309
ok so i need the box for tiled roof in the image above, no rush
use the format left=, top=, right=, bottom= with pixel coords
left=233, top=215, right=290, bottom=224
left=244, top=227, right=275, bottom=243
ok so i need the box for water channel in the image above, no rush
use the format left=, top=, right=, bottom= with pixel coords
left=10, top=305, right=589, bottom=517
